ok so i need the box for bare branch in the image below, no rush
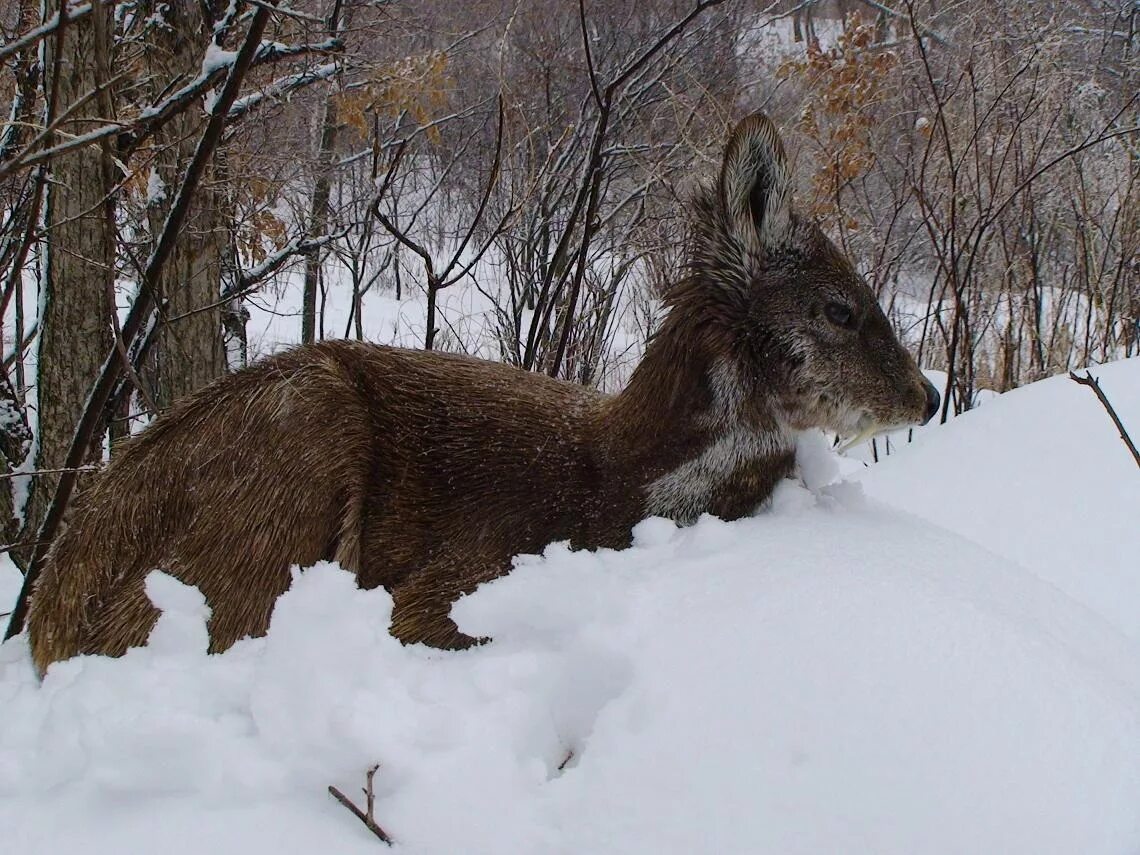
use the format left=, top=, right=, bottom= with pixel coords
left=0, top=465, right=99, bottom=482
left=244, top=0, right=326, bottom=24
left=578, top=0, right=604, bottom=110
left=1069, top=371, right=1140, bottom=468
left=437, top=96, right=507, bottom=286
left=851, top=0, right=951, bottom=47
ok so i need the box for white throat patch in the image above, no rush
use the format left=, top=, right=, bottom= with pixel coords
left=643, top=361, right=793, bottom=523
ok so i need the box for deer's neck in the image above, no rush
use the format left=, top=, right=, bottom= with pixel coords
left=602, top=310, right=796, bottom=524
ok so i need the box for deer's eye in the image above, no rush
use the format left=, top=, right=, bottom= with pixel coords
left=824, top=302, right=856, bottom=329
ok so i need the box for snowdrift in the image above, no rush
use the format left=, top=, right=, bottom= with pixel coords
left=859, top=358, right=1140, bottom=641
left=2, top=360, right=1139, bottom=854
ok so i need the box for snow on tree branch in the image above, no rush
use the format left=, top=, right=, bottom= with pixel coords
left=227, top=61, right=339, bottom=122
left=0, top=2, right=96, bottom=65
left=0, top=35, right=343, bottom=181
left=233, top=229, right=351, bottom=294
left=125, top=36, right=344, bottom=150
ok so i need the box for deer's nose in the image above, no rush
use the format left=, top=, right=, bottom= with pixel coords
left=922, top=379, right=940, bottom=425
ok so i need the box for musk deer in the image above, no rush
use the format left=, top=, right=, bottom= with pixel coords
left=27, top=113, right=939, bottom=675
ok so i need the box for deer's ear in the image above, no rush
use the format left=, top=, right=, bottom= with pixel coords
left=718, top=112, right=792, bottom=252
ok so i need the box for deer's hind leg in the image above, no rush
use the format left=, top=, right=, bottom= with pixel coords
left=80, top=579, right=161, bottom=659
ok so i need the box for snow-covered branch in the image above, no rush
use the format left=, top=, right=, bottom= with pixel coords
left=125, top=36, right=344, bottom=149
left=0, top=34, right=343, bottom=180
left=233, top=229, right=351, bottom=294
left=0, top=2, right=96, bottom=65
left=227, top=61, right=339, bottom=122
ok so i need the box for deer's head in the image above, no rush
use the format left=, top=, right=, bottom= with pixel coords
left=685, top=112, right=939, bottom=441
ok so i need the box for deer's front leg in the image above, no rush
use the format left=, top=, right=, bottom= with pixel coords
left=388, top=558, right=499, bottom=650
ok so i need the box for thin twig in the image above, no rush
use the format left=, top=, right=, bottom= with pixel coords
left=0, top=465, right=99, bottom=481
left=0, top=538, right=51, bottom=555
left=1069, top=370, right=1140, bottom=469
left=106, top=261, right=160, bottom=419
left=852, top=0, right=951, bottom=47
left=244, top=0, right=325, bottom=23
left=328, top=765, right=392, bottom=846
left=435, top=95, right=506, bottom=287
left=578, top=0, right=604, bottom=110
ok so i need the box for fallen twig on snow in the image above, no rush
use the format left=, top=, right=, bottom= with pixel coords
left=328, top=764, right=393, bottom=846
left=557, top=749, right=575, bottom=772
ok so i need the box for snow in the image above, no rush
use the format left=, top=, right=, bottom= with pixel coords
left=857, top=358, right=1140, bottom=642
left=146, top=166, right=167, bottom=205
left=0, top=554, right=18, bottom=617
left=201, top=43, right=237, bottom=77
left=2, top=359, right=1139, bottom=853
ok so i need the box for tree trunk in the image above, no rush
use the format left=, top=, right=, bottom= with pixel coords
left=301, top=1, right=348, bottom=345
left=23, top=0, right=116, bottom=551
left=142, top=2, right=226, bottom=411
left=301, top=81, right=340, bottom=345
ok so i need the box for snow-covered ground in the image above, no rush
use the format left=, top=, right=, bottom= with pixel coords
left=856, top=359, right=1140, bottom=643
left=1, top=358, right=1138, bottom=854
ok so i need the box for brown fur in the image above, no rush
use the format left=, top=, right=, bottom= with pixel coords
left=27, top=114, right=938, bottom=674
